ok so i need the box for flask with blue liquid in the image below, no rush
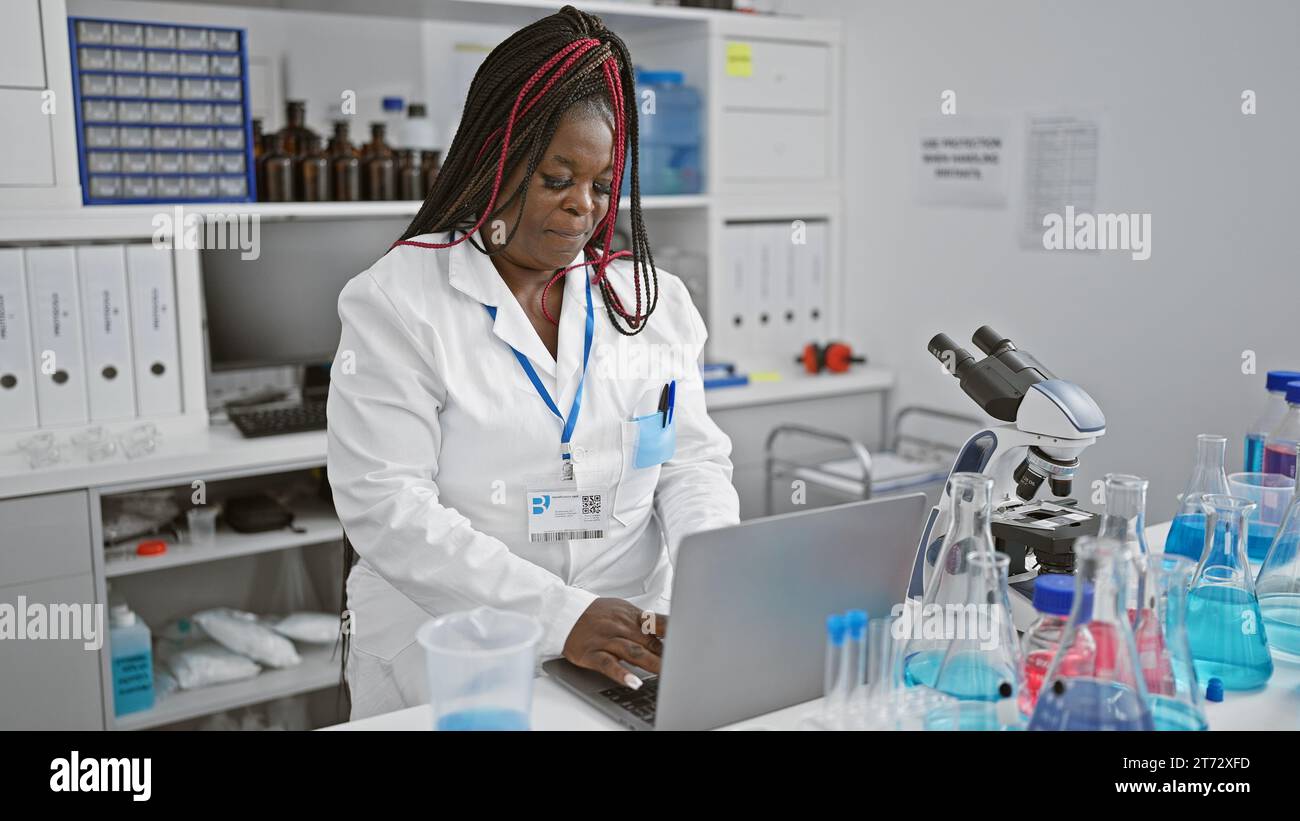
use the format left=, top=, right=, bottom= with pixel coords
left=1027, top=536, right=1154, bottom=731
left=1165, top=434, right=1230, bottom=561
left=1257, top=456, right=1300, bottom=660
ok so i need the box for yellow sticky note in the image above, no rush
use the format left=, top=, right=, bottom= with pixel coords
left=725, top=42, right=752, bottom=78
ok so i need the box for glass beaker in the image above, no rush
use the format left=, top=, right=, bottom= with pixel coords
left=861, top=615, right=960, bottom=731
left=1138, top=555, right=1208, bottom=731
left=1165, top=435, right=1230, bottom=561
left=1027, top=536, right=1154, bottom=731
left=1099, top=473, right=1151, bottom=621
left=932, top=550, right=1022, bottom=730
left=1254, top=462, right=1300, bottom=661
left=904, top=473, right=998, bottom=688
left=1227, top=472, right=1295, bottom=561
left=417, top=607, right=543, bottom=731
left=1187, top=495, right=1273, bottom=690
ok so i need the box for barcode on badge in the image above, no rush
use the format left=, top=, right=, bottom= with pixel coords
left=530, top=529, right=605, bottom=543
left=582, top=494, right=601, bottom=515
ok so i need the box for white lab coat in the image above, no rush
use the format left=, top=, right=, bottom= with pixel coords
left=326, top=232, right=740, bottom=719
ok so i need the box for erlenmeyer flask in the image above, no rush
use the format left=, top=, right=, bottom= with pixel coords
left=1027, top=536, right=1154, bottom=731
left=1138, top=555, right=1208, bottom=731
left=1165, top=435, right=1230, bottom=560
left=1188, top=495, right=1273, bottom=689
left=903, top=473, right=998, bottom=688
left=1257, top=454, right=1300, bottom=660
left=1099, top=473, right=1150, bottom=621
left=932, top=551, right=1023, bottom=730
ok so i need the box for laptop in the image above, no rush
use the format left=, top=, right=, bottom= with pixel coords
left=543, top=493, right=927, bottom=730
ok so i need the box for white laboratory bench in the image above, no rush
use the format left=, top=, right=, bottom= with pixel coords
left=323, top=521, right=1300, bottom=732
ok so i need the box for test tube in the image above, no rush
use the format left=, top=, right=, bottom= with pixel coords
left=823, top=614, right=848, bottom=727
left=844, top=610, right=868, bottom=723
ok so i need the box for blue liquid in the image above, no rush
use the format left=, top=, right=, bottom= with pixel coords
left=903, top=650, right=942, bottom=688
left=1244, top=434, right=1267, bottom=473
left=436, top=708, right=530, bottom=731
left=1150, top=696, right=1208, bottom=731
left=1248, top=522, right=1277, bottom=562
left=1164, top=514, right=1207, bottom=561
left=932, top=652, right=1012, bottom=702
left=1186, top=586, right=1273, bottom=690
left=1260, top=593, right=1300, bottom=658
left=1027, top=679, right=1154, bottom=731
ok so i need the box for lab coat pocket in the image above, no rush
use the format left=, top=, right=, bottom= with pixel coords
left=613, top=413, right=675, bottom=527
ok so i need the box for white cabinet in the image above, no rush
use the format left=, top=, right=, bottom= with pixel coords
left=0, top=89, right=56, bottom=187
left=719, top=110, right=829, bottom=182
left=720, top=39, right=829, bottom=113
left=0, top=0, right=46, bottom=88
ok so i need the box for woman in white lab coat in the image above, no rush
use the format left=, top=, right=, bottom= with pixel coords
left=327, top=6, right=739, bottom=719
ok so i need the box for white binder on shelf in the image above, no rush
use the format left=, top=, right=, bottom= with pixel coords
left=125, top=244, right=182, bottom=416
left=775, top=222, right=806, bottom=354
left=25, top=247, right=90, bottom=427
left=77, top=245, right=137, bottom=421
left=0, top=249, right=39, bottom=432
left=798, top=220, right=830, bottom=343
left=751, top=224, right=779, bottom=353
left=714, top=223, right=755, bottom=363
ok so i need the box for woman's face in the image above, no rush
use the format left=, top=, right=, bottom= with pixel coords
left=489, top=109, right=616, bottom=271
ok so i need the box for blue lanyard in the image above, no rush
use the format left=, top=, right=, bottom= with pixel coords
left=484, top=273, right=594, bottom=460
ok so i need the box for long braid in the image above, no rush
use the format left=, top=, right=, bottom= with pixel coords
left=394, top=5, right=658, bottom=334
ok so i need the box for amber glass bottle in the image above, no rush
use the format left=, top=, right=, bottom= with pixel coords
left=262, top=132, right=294, bottom=202
left=277, top=100, right=318, bottom=158
left=299, top=135, right=332, bottom=202
left=362, top=122, right=396, bottom=201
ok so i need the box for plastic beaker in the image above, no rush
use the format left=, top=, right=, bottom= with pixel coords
left=417, top=607, right=543, bottom=731
left=1227, top=472, right=1295, bottom=561
left=1187, top=495, right=1273, bottom=690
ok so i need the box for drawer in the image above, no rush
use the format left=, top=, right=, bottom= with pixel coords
left=0, top=491, right=93, bottom=584
left=719, top=110, right=828, bottom=182
left=0, top=574, right=105, bottom=730
left=720, top=39, right=829, bottom=113
left=0, top=88, right=55, bottom=185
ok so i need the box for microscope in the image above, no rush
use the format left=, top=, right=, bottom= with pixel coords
left=909, top=326, right=1106, bottom=629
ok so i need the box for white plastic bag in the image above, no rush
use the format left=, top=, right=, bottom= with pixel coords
left=270, top=612, right=340, bottom=645
left=193, top=607, right=301, bottom=668
left=166, top=642, right=261, bottom=690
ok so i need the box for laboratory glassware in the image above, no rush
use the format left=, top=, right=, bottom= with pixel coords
left=262, top=133, right=294, bottom=203
left=1099, top=473, right=1151, bottom=619
left=397, top=149, right=424, bottom=201
left=1019, top=573, right=1091, bottom=717
left=330, top=122, right=362, bottom=202
left=417, top=607, right=542, bottom=730
left=421, top=149, right=442, bottom=194
left=932, top=550, right=1023, bottom=729
left=252, top=118, right=266, bottom=196
left=362, top=123, right=397, bottom=201
left=903, top=473, right=999, bottom=688
left=1245, top=371, right=1300, bottom=471
left=820, top=613, right=848, bottom=728
left=1187, top=494, right=1273, bottom=690
left=1165, top=434, right=1231, bottom=561
left=861, top=615, right=960, bottom=731
left=1138, top=554, right=1208, bottom=731
left=299, top=135, right=332, bottom=202
left=1255, top=458, right=1300, bottom=660
left=1027, top=536, right=1154, bottom=731
left=1263, top=380, right=1300, bottom=479
left=1227, top=472, right=1295, bottom=560
left=277, top=99, right=318, bottom=158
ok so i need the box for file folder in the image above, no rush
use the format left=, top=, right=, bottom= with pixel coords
left=125, top=244, right=182, bottom=416
left=714, top=223, right=755, bottom=362
left=0, top=249, right=39, bottom=432
left=77, top=245, right=137, bottom=421
left=25, top=247, right=90, bottom=427
left=799, top=221, right=829, bottom=343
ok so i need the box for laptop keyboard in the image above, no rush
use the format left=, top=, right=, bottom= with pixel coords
left=598, top=676, right=660, bottom=724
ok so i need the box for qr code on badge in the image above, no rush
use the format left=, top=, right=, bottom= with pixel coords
left=582, top=494, right=601, bottom=515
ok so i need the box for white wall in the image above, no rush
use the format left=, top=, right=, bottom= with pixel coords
left=817, top=0, right=1300, bottom=520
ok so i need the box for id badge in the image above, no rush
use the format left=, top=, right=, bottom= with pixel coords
left=526, top=468, right=611, bottom=543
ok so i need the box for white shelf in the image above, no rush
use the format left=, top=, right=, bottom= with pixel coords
left=112, top=644, right=339, bottom=731
left=706, top=365, right=894, bottom=411
left=104, top=499, right=341, bottom=578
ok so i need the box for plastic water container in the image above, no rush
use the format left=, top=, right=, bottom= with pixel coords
left=109, top=604, right=155, bottom=716
left=417, top=607, right=542, bottom=731
left=622, top=69, right=701, bottom=196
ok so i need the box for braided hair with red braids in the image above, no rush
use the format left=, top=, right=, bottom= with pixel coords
left=395, top=5, right=657, bottom=334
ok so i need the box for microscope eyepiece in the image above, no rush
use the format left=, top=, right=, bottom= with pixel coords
left=972, top=326, right=1015, bottom=356
left=928, top=333, right=975, bottom=377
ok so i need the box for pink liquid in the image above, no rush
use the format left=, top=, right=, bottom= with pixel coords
left=1263, top=442, right=1298, bottom=479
